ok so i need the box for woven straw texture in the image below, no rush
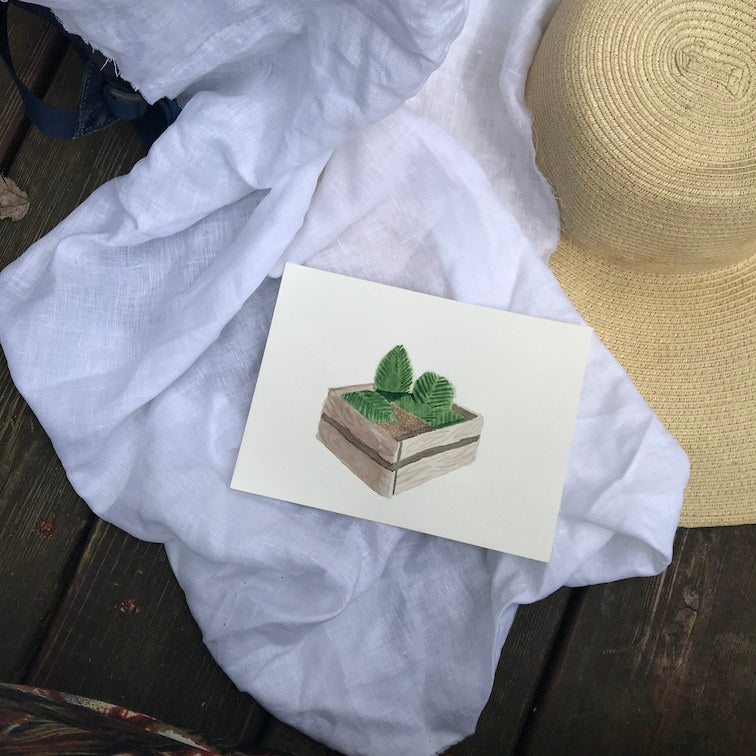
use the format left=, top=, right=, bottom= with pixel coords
left=526, top=0, right=756, bottom=527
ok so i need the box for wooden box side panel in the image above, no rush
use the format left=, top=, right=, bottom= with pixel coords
left=394, top=441, right=479, bottom=495
left=400, top=410, right=483, bottom=457
left=317, top=418, right=395, bottom=498
left=322, top=385, right=400, bottom=464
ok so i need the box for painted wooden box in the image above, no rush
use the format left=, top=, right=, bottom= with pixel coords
left=317, top=383, right=484, bottom=498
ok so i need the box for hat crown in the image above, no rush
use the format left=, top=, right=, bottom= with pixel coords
left=526, top=0, right=756, bottom=270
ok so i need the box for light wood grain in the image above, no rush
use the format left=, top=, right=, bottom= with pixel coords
left=394, top=441, right=479, bottom=494
left=323, top=386, right=399, bottom=464
left=317, top=418, right=396, bottom=497
left=400, top=410, right=483, bottom=457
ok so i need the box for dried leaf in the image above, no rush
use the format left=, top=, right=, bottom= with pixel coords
left=0, top=175, right=30, bottom=221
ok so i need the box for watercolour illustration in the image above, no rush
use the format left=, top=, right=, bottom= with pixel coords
left=316, top=345, right=484, bottom=498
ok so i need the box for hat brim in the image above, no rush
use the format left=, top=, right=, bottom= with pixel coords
left=550, top=237, right=756, bottom=527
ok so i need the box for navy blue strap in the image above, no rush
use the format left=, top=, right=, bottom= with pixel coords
left=0, top=1, right=80, bottom=138
left=0, top=1, right=180, bottom=147
left=130, top=97, right=182, bottom=149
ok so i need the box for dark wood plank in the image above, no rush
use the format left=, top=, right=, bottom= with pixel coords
left=0, top=350, right=95, bottom=682
left=517, top=526, right=756, bottom=755
left=0, top=3, right=68, bottom=170
left=0, top=46, right=144, bottom=685
left=27, top=520, right=268, bottom=749
left=259, top=718, right=340, bottom=756
left=447, top=589, right=571, bottom=754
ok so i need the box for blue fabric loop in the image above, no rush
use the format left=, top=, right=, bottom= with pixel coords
left=0, top=1, right=180, bottom=147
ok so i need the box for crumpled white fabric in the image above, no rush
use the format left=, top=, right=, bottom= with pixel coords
left=0, top=0, right=689, bottom=753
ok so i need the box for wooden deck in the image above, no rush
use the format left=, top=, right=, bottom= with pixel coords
left=1, top=10, right=754, bottom=754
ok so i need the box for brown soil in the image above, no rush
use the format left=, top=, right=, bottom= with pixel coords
left=377, top=405, right=431, bottom=439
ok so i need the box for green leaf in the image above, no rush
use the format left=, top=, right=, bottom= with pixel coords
left=374, top=345, right=413, bottom=394
left=397, top=394, right=466, bottom=428
left=341, top=390, right=396, bottom=423
left=428, top=408, right=467, bottom=428
left=377, top=389, right=409, bottom=403
left=395, top=394, right=438, bottom=424
left=413, top=371, right=454, bottom=411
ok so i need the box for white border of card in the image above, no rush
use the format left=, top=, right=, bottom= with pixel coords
left=231, top=264, right=592, bottom=561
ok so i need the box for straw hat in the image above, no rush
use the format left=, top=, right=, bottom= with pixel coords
left=526, top=0, right=755, bottom=527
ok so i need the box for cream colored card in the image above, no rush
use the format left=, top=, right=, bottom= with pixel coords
left=231, top=264, right=591, bottom=561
